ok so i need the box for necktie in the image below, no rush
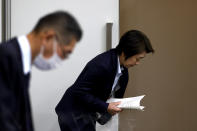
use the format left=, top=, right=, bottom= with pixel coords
left=110, top=79, right=121, bottom=98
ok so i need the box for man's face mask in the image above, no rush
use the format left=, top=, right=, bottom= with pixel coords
left=33, top=39, right=63, bottom=70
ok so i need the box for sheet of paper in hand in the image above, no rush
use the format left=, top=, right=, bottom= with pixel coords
left=108, top=95, right=145, bottom=111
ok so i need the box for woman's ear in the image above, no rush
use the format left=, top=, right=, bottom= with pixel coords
left=119, top=52, right=125, bottom=65
left=120, top=52, right=126, bottom=60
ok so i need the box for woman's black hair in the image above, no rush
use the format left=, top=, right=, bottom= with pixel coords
left=116, top=30, right=154, bottom=59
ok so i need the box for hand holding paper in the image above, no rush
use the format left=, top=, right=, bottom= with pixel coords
left=108, top=95, right=145, bottom=111
left=107, top=102, right=122, bottom=115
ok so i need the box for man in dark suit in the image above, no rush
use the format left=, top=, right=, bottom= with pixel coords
left=0, top=11, right=82, bottom=131
left=56, top=30, right=154, bottom=131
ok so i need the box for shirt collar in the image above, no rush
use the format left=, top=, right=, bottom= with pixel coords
left=17, top=35, right=31, bottom=74
left=117, top=56, right=122, bottom=74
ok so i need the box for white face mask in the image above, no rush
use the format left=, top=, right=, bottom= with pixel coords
left=33, top=40, right=63, bottom=70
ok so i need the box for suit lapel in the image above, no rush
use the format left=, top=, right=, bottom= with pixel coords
left=105, top=49, right=119, bottom=97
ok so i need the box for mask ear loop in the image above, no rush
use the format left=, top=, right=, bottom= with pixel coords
left=38, top=44, right=45, bottom=59
left=53, top=38, right=58, bottom=54
left=52, top=39, right=63, bottom=66
left=40, top=38, right=57, bottom=59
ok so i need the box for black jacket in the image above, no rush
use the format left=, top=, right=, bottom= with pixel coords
left=0, top=38, right=34, bottom=131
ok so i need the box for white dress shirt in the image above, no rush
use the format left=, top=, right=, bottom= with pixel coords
left=111, top=56, right=123, bottom=93
left=17, top=35, right=31, bottom=75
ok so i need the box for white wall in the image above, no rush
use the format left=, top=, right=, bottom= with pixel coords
left=11, top=0, right=119, bottom=131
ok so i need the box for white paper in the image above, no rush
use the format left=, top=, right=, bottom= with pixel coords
left=108, top=95, right=145, bottom=111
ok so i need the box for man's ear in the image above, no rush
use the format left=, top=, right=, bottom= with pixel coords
left=41, top=29, right=56, bottom=46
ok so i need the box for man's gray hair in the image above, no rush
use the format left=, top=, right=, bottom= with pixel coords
left=33, top=11, right=83, bottom=45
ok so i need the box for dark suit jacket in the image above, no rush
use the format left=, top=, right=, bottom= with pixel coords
left=0, top=38, right=34, bottom=131
left=55, top=49, right=129, bottom=130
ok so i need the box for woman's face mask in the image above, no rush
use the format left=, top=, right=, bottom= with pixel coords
left=33, top=39, right=63, bottom=70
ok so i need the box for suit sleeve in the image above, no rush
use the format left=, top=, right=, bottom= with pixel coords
left=0, top=52, right=20, bottom=131
left=70, top=63, right=109, bottom=113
